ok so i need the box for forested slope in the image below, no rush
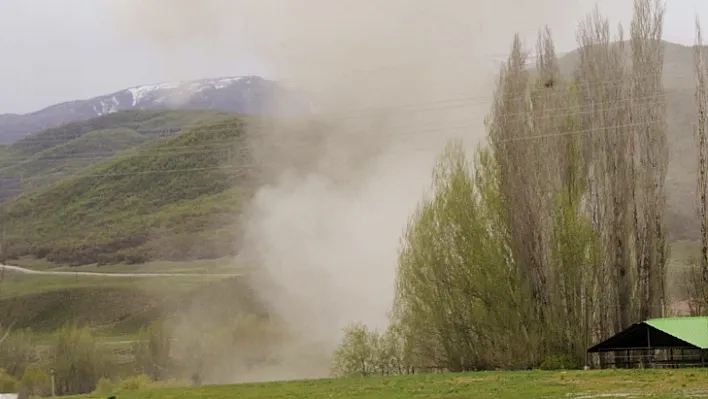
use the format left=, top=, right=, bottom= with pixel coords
left=0, top=117, right=252, bottom=265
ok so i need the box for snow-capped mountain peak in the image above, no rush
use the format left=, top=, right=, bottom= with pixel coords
left=123, top=76, right=253, bottom=109
left=0, top=76, right=308, bottom=143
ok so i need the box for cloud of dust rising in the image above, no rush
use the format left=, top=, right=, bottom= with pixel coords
left=111, top=0, right=620, bottom=380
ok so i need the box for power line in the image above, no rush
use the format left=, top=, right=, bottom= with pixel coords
left=9, top=70, right=697, bottom=147
left=497, top=118, right=664, bottom=142
left=6, top=101, right=671, bottom=170
left=0, top=95, right=679, bottom=187
left=0, top=74, right=688, bottom=188
left=4, top=84, right=686, bottom=152
left=1, top=117, right=673, bottom=187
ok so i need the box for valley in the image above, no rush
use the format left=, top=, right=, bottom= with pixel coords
left=0, top=14, right=706, bottom=394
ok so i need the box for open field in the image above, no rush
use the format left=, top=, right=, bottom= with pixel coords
left=0, top=267, right=226, bottom=298
left=3, top=239, right=698, bottom=291
left=68, top=369, right=708, bottom=399
left=0, top=258, right=256, bottom=333
left=0, top=257, right=243, bottom=295
left=0, top=239, right=700, bottom=335
left=9, top=256, right=244, bottom=274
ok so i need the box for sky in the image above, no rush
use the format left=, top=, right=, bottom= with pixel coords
left=0, top=0, right=705, bottom=114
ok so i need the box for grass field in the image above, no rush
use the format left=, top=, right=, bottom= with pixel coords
left=67, top=369, right=708, bottom=399
left=9, top=256, right=244, bottom=274
left=0, top=257, right=252, bottom=333
left=2, top=255, right=243, bottom=289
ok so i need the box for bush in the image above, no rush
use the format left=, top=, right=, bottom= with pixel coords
left=119, top=374, right=154, bottom=391
left=95, top=374, right=188, bottom=394
left=331, top=323, right=405, bottom=378
left=47, top=324, right=103, bottom=395
left=152, top=378, right=190, bottom=389
left=539, top=354, right=579, bottom=370
left=93, top=377, right=117, bottom=395
left=0, top=368, right=19, bottom=393
left=133, top=321, right=172, bottom=381
left=0, top=328, right=39, bottom=377
left=20, top=365, right=50, bottom=397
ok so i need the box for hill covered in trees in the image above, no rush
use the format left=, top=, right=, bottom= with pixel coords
left=0, top=113, right=253, bottom=265
left=0, top=109, right=233, bottom=200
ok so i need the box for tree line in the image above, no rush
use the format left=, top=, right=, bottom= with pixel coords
left=0, top=314, right=286, bottom=397
left=333, top=0, right=708, bottom=376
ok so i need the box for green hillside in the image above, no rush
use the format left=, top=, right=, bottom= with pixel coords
left=0, top=109, right=233, bottom=200
left=5, top=128, right=149, bottom=190
left=0, top=274, right=262, bottom=333
left=0, top=116, right=252, bottom=266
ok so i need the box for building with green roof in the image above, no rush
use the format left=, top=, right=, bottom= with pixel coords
left=587, top=316, right=708, bottom=368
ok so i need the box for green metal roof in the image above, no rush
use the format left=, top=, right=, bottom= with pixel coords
left=644, top=316, right=708, bottom=349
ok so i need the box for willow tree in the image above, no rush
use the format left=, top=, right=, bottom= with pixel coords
left=391, top=140, right=535, bottom=371
left=391, top=24, right=608, bottom=369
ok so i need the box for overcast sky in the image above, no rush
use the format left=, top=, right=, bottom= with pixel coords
left=0, top=0, right=706, bottom=114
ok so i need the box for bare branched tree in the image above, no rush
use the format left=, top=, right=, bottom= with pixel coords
left=488, top=34, right=552, bottom=326
left=575, top=7, right=634, bottom=335
left=693, top=16, right=708, bottom=313
left=630, top=0, right=668, bottom=321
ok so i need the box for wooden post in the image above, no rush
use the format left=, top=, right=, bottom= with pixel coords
left=50, top=368, right=55, bottom=397
left=646, top=325, right=652, bottom=368
left=670, top=348, right=674, bottom=368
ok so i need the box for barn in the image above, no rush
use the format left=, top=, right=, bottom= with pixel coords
left=587, top=316, right=708, bottom=368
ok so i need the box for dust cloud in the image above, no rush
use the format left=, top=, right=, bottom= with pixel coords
left=110, top=0, right=630, bottom=382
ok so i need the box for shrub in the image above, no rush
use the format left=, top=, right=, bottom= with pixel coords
left=20, top=365, right=50, bottom=397
left=119, top=374, right=153, bottom=391
left=0, top=328, right=39, bottom=377
left=539, top=354, right=579, bottom=370
left=0, top=368, right=19, bottom=393
left=47, top=324, right=103, bottom=395
left=331, top=323, right=380, bottom=378
left=133, top=321, right=172, bottom=381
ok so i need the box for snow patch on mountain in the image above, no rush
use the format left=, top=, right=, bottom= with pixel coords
left=125, top=77, right=249, bottom=107
left=93, top=96, right=120, bottom=116
left=0, top=75, right=311, bottom=143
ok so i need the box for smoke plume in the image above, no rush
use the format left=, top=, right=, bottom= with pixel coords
left=109, top=0, right=629, bottom=382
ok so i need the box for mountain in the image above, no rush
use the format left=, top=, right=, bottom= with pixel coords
left=0, top=109, right=234, bottom=200
left=0, top=40, right=704, bottom=267
left=0, top=115, right=253, bottom=265
left=0, top=76, right=309, bottom=144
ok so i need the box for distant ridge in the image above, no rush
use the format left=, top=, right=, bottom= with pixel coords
left=0, top=75, right=309, bottom=144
